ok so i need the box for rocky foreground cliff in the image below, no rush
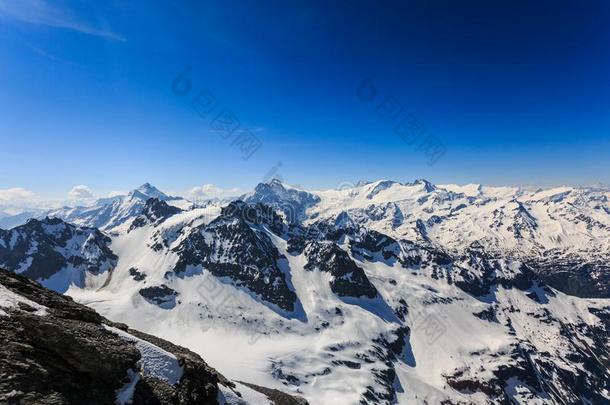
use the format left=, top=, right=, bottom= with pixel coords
left=0, top=268, right=308, bottom=405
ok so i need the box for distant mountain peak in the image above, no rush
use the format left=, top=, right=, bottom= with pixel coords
left=247, top=180, right=320, bottom=223
left=413, top=178, right=436, bottom=192
left=366, top=180, right=399, bottom=199
left=355, top=180, right=373, bottom=187
left=267, top=178, right=284, bottom=187
left=38, top=216, right=65, bottom=226
left=130, top=183, right=169, bottom=201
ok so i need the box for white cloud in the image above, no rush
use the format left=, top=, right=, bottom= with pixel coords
left=188, top=184, right=241, bottom=200
left=108, top=190, right=126, bottom=197
left=68, top=185, right=94, bottom=200
left=0, top=0, right=124, bottom=41
left=0, top=187, right=36, bottom=201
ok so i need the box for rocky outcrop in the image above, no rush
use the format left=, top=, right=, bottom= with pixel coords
left=528, top=251, right=610, bottom=298
left=237, top=382, right=309, bottom=405
left=139, top=284, right=179, bottom=309
left=171, top=201, right=298, bottom=312
left=129, top=198, right=182, bottom=232
left=0, top=268, right=220, bottom=405
left=304, top=240, right=377, bottom=299
left=0, top=268, right=309, bottom=405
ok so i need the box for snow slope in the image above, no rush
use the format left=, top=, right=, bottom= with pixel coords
left=64, top=183, right=610, bottom=404
left=5, top=179, right=610, bottom=404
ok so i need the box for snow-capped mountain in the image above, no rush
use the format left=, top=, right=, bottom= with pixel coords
left=0, top=208, right=47, bottom=230
left=260, top=179, right=610, bottom=298
left=0, top=217, right=117, bottom=292
left=46, top=183, right=194, bottom=233
left=2, top=179, right=609, bottom=404
left=303, top=179, right=610, bottom=257
left=242, top=179, right=321, bottom=223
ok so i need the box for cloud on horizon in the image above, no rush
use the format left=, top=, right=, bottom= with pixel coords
left=107, top=190, right=126, bottom=198
left=68, top=185, right=94, bottom=200
left=188, top=184, right=241, bottom=200
left=0, top=187, right=36, bottom=202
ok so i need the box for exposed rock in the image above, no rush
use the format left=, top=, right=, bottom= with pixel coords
left=129, top=267, right=147, bottom=281
left=0, top=217, right=117, bottom=292
left=529, top=251, right=610, bottom=298
left=238, top=382, right=309, bottom=405
left=139, top=285, right=179, bottom=309
left=172, top=201, right=298, bottom=311
left=304, top=240, right=377, bottom=299
left=129, top=198, right=182, bottom=232
left=0, top=268, right=308, bottom=405
left=0, top=269, right=218, bottom=405
left=244, top=179, right=320, bottom=223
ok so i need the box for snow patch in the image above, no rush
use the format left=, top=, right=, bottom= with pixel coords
left=104, top=325, right=183, bottom=386
left=218, top=382, right=273, bottom=405
left=0, top=284, right=48, bottom=316
left=115, top=368, right=141, bottom=405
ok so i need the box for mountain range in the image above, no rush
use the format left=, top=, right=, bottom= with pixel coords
left=1, top=179, right=609, bottom=404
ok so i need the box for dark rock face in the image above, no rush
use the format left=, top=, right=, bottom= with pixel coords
left=245, top=180, right=320, bottom=223
left=129, top=198, right=182, bottom=232
left=220, top=201, right=287, bottom=236
left=358, top=326, right=410, bottom=404
left=129, top=267, right=147, bottom=281
left=349, top=229, right=401, bottom=263
left=473, top=306, right=498, bottom=323
left=0, top=217, right=117, bottom=291
left=365, top=180, right=399, bottom=199
left=0, top=269, right=220, bottom=405
left=1, top=312, right=141, bottom=405
left=452, top=242, right=535, bottom=298
left=445, top=345, right=542, bottom=401
left=303, top=240, right=377, bottom=299
left=285, top=221, right=336, bottom=255
left=139, top=285, right=179, bottom=309
left=528, top=252, right=610, bottom=298
left=172, top=201, right=298, bottom=312
left=444, top=333, right=610, bottom=404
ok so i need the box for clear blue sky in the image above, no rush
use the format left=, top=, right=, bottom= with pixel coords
left=1, top=0, right=609, bottom=200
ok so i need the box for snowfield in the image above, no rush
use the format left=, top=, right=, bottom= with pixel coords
left=4, top=180, right=610, bottom=404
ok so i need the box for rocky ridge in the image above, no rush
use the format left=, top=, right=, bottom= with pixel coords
left=0, top=268, right=308, bottom=405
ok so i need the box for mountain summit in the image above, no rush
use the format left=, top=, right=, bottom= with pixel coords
left=131, top=183, right=171, bottom=201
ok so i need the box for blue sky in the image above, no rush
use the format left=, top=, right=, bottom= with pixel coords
left=1, top=0, right=609, bottom=202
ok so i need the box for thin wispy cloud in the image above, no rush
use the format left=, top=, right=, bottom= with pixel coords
left=0, top=0, right=124, bottom=41
left=26, top=43, right=75, bottom=64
